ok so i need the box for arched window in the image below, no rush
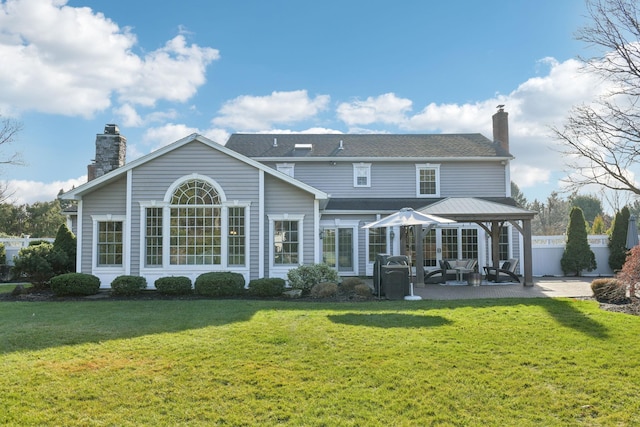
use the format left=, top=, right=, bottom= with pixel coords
left=170, top=179, right=222, bottom=265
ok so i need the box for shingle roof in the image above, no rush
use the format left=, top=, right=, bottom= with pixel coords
left=225, top=133, right=511, bottom=159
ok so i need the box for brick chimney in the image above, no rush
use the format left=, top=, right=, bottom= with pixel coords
left=88, top=124, right=126, bottom=181
left=492, top=105, right=509, bottom=153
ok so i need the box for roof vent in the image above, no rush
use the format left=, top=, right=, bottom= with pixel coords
left=339, top=140, right=344, bottom=150
left=273, top=137, right=278, bottom=147
left=294, top=143, right=313, bottom=150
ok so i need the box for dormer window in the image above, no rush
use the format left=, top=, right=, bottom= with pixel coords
left=416, top=164, right=440, bottom=197
left=353, top=163, right=371, bottom=188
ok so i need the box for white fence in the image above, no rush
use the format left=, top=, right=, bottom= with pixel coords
left=532, top=235, right=615, bottom=277
left=0, top=237, right=55, bottom=265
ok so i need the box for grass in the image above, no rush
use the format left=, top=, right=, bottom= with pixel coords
left=1, top=297, right=639, bottom=426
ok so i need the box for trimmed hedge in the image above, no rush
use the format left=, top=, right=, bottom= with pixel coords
left=154, top=276, right=192, bottom=295
left=195, top=272, right=245, bottom=297
left=111, top=275, right=147, bottom=296
left=50, top=273, right=100, bottom=296
left=287, top=263, right=339, bottom=293
left=248, top=278, right=286, bottom=297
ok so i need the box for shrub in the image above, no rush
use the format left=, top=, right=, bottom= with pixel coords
left=340, top=277, right=366, bottom=293
left=111, top=275, right=147, bottom=296
left=11, top=242, right=69, bottom=289
left=354, top=283, right=373, bottom=298
left=287, top=264, right=339, bottom=293
left=50, top=273, right=100, bottom=296
left=248, top=278, right=286, bottom=297
left=310, top=282, right=338, bottom=298
left=154, top=276, right=192, bottom=295
left=0, top=242, right=5, bottom=265
left=618, top=244, right=640, bottom=300
left=195, top=272, right=245, bottom=297
left=53, top=224, right=76, bottom=273
left=591, top=278, right=627, bottom=303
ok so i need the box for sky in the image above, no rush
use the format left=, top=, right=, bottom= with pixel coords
left=0, top=0, right=612, bottom=206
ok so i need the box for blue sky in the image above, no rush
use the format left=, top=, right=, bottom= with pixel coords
left=1, top=0, right=608, bottom=205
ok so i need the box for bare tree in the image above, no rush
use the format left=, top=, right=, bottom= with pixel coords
left=552, top=0, right=640, bottom=195
left=0, top=116, right=24, bottom=202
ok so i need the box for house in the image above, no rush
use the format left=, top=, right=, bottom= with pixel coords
left=61, top=108, right=536, bottom=288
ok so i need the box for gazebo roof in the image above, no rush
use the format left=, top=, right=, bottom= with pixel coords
left=419, top=197, right=536, bottom=222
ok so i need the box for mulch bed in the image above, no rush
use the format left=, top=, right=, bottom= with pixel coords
left=3, top=287, right=640, bottom=315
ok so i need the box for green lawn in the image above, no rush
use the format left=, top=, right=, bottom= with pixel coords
left=1, top=297, right=639, bottom=426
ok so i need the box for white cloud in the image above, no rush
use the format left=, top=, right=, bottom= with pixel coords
left=0, top=0, right=219, bottom=117
left=336, top=93, right=412, bottom=126
left=4, top=175, right=87, bottom=205
left=126, top=124, right=231, bottom=161
left=213, top=90, right=330, bottom=131
left=510, top=164, right=551, bottom=189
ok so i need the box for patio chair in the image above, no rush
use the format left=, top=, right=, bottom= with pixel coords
left=483, top=258, right=520, bottom=283
left=424, top=259, right=477, bottom=284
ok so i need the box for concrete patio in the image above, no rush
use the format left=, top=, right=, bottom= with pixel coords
left=406, top=277, right=594, bottom=300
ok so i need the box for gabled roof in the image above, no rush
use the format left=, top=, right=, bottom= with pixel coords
left=419, top=197, right=536, bottom=221
left=60, top=134, right=329, bottom=201
left=225, top=133, right=512, bottom=160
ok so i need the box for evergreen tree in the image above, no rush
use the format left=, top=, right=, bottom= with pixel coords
left=53, top=223, right=76, bottom=273
left=561, top=207, right=597, bottom=276
left=591, top=214, right=607, bottom=234
left=609, top=206, right=630, bottom=271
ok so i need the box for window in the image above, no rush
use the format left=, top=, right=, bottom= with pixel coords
left=499, top=226, right=510, bottom=261
left=368, top=228, right=387, bottom=262
left=228, top=207, right=246, bottom=266
left=276, top=163, right=294, bottom=177
left=441, top=228, right=458, bottom=259
left=461, top=229, right=478, bottom=260
left=97, top=221, right=123, bottom=266
left=145, top=207, right=163, bottom=266
left=416, top=164, right=440, bottom=197
left=169, top=179, right=222, bottom=265
left=353, top=163, right=371, bottom=187
left=422, top=228, right=437, bottom=267
left=274, top=220, right=299, bottom=265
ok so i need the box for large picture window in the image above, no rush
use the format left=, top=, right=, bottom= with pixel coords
left=97, top=221, right=123, bottom=266
left=416, top=164, right=440, bottom=197
left=169, top=179, right=222, bottom=265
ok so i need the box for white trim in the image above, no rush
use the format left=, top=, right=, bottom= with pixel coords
left=60, top=134, right=328, bottom=202
left=415, top=163, right=441, bottom=198
left=91, top=214, right=127, bottom=274
left=259, top=170, right=265, bottom=278
left=76, top=200, right=83, bottom=273
left=164, top=173, right=227, bottom=204
left=314, top=199, right=321, bottom=264
left=125, top=170, right=132, bottom=275
left=268, top=214, right=305, bottom=278
left=319, top=219, right=360, bottom=276
left=352, top=162, right=371, bottom=188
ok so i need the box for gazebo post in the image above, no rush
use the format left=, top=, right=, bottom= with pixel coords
left=415, top=224, right=425, bottom=286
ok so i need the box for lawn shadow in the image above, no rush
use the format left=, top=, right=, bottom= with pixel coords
left=327, top=312, right=451, bottom=328
left=0, top=296, right=610, bottom=354
left=434, top=297, right=611, bottom=339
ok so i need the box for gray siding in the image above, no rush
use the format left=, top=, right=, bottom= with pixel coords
left=80, top=176, right=127, bottom=273
left=131, top=140, right=262, bottom=277
left=266, top=160, right=507, bottom=198
left=264, top=174, right=317, bottom=277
